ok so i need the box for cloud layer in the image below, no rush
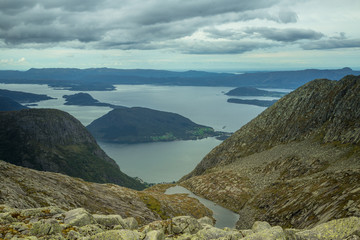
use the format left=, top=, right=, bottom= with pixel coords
left=0, top=0, right=359, bottom=55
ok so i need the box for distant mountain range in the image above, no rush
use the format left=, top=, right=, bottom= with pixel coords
left=0, top=67, right=358, bottom=90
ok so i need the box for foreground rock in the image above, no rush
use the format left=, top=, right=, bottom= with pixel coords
left=1, top=205, right=359, bottom=239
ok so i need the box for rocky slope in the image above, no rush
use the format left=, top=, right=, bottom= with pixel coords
left=1, top=203, right=360, bottom=239
left=87, top=107, right=227, bottom=143
left=180, top=75, right=360, bottom=229
left=0, top=161, right=212, bottom=226
left=0, top=108, right=145, bottom=190
left=0, top=96, right=28, bottom=111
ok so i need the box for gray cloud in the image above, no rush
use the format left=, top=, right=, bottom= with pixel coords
left=0, top=0, right=357, bottom=55
left=301, top=39, right=360, bottom=50
left=244, top=27, right=324, bottom=42
left=179, top=40, right=277, bottom=54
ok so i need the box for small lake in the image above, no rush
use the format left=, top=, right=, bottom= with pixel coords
left=165, top=185, right=239, bottom=229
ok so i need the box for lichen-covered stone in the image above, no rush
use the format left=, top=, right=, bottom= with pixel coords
left=64, top=208, right=96, bottom=227
left=21, top=206, right=65, bottom=218
left=198, top=216, right=214, bottom=227
left=93, top=214, right=127, bottom=229
left=252, top=221, right=272, bottom=233
left=243, top=226, right=286, bottom=240
left=169, top=216, right=203, bottom=235
left=89, top=229, right=140, bottom=240
left=145, top=230, right=165, bottom=240
left=124, top=217, right=139, bottom=230
left=78, top=224, right=104, bottom=236
left=295, top=217, right=360, bottom=240
left=30, top=219, right=62, bottom=236
left=195, top=226, right=228, bottom=239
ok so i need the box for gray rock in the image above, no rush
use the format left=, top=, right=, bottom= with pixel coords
left=169, top=216, right=203, bottom=235
left=67, top=230, right=81, bottom=240
left=124, top=217, right=139, bottom=230
left=295, top=217, right=360, bottom=240
left=89, top=229, right=140, bottom=240
left=30, top=219, right=62, bottom=236
left=93, top=214, right=127, bottom=229
left=252, top=221, right=272, bottom=233
left=64, top=208, right=96, bottom=227
left=243, top=226, right=286, bottom=240
left=198, top=216, right=214, bottom=227
left=145, top=230, right=165, bottom=240
left=195, top=226, right=229, bottom=239
left=21, top=206, right=65, bottom=218
left=78, top=224, right=104, bottom=236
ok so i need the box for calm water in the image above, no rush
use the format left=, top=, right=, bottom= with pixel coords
left=165, top=185, right=239, bottom=229
left=0, top=83, right=277, bottom=182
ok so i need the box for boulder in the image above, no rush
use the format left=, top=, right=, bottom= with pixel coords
left=89, top=229, right=141, bottom=240
left=78, top=224, right=104, bottom=236
left=169, top=216, right=203, bottom=235
left=252, top=221, right=272, bottom=233
left=295, top=217, right=360, bottom=240
left=93, top=214, right=127, bottom=229
left=145, top=230, right=165, bottom=240
left=243, top=226, right=286, bottom=240
left=124, top=217, right=139, bottom=229
left=30, top=219, right=62, bottom=236
left=198, top=216, right=214, bottom=227
left=64, top=208, right=96, bottom=227
left=195, top=226, right=229, bottom=239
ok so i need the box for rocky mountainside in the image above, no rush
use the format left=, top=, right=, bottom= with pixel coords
left=87, top=107, right=227, bottom=143
left=0, top=96, right=28, bottom=111
left=0, top=108, right=145, bottom=190
left=180, top=75, right=360, bottom=229
left=0, top=161, right=211, bottom=226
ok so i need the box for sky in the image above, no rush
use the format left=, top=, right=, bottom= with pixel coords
left=0, top=0, right=359, bottom=72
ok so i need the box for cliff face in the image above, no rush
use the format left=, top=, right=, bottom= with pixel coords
left=0, top=108, right=145, bottom=190
left=180, top=75, right=360, bottom=229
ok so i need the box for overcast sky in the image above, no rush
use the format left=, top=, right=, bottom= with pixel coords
left=1, top=0, right=359, bottom=71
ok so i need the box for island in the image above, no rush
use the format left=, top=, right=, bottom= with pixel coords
left=225, top=86, right=286, bottom=97
left=227, top=98, right=278, bottom=107
left=0, top=89, right=55, bottom=103
left=63, top=92, right=124, bottom=108
left=87, top=107, right=230, bottom=143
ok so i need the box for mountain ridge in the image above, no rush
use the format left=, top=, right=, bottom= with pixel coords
left=0, top=108, right=145, bottom=190
left=180, top=75, right=360, bottom=229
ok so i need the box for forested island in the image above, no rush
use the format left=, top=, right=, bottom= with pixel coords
left=87, top=107, right=230, bottom=143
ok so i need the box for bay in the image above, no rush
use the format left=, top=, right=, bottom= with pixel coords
left=0, top=83, right=272, bottom=182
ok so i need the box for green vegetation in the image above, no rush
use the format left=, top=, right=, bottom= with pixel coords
left=87, top=107, right=229, bottom=144
left=0, top=109, right=146, bottom=190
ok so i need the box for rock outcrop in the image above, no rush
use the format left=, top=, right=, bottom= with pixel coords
left=180, top=75, right=360, bottom=229
left=0, top=108, right=145, bottom=190
left=1, top=204, right=359, bottom=239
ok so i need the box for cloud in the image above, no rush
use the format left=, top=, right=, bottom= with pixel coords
left=179, top=40, right=277, bottom=54
left=244, top=27, right=324, bottom=42
left=301, top=39, right=360, bottom=50
left=0, top=0, right=359, bottom=56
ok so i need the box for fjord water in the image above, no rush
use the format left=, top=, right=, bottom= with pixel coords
left=0, top=83, right=272, bottom=182
left=165, top=185, right=240, bottom=228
